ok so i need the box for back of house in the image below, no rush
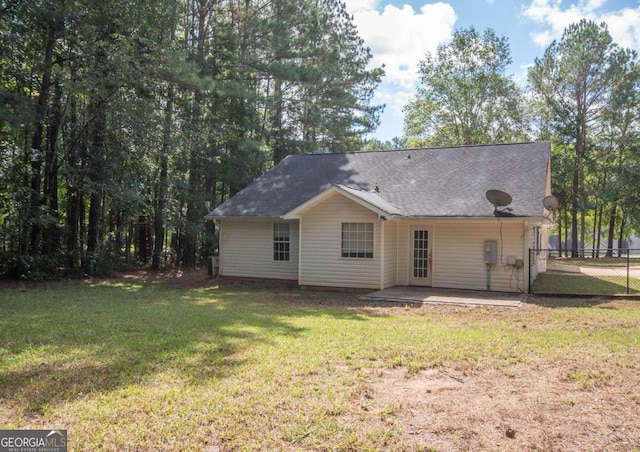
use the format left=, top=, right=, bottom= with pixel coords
left=207, top=141, right=552, bottom=292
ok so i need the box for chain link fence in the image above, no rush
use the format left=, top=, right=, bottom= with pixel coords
left=529, top=248, right=640, bottom=295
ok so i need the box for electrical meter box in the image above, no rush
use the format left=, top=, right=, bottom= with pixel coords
left=484, top=240, right=497, bottom=264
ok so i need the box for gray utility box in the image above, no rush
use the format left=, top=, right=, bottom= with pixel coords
left=484, top=241, right=497, bottom=264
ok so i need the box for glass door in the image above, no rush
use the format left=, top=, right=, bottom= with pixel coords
left=410, top=227, right=432, bottom=286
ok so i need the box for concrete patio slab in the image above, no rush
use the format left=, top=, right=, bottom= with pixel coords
left=360, top=286, right=525, bottom=307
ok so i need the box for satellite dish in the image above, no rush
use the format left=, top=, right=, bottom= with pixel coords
left=486, top=189, right=512, bottom=207
left=543, top=195, right=559, bottom=212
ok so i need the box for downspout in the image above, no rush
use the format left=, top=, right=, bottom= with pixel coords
left=216, top=219, right=223, bottom=276
left=486, top=263, right=491, bottom=291
left=396, top=221, right=400, bottom=286
left=379, top=218, right=385, bottom=290
left=298, top=217, right=303, bottom=286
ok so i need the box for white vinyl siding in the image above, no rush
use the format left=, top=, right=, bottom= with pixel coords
left=527, top=221, right=549, bottom=284
left=432, top=220, right=526, bottom=292
left=219, top=213, right=530, bottom=292
left=393, top=219, right=526, bottom=292
left=219, top=219, right=298, bottom=280
left=382, top=220, right=399, bottom=289
left=299, top=193, right=380, bottom=289
left=396, top=222, right=410, bottom=286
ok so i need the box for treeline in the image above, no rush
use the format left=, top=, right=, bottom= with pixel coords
left=403, top=23, right=640, bottom=257
left=2, top=5, right=639, bottom=279
left=0, top=0, right=383, bottom=278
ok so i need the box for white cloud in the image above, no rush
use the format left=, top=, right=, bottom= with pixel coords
left=346, top=0, right=379, bottom=14
left=346, top=2, right=457, bottom=140
left=523, top=0, right=640, bottom=51
left=604, top=7, right=640, bottom=50
left=348, top=2, right=456, bottom=88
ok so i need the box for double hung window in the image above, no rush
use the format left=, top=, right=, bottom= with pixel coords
left=273, top=223, right=290, bottom=261
left=341, top=223, right=373, bottom=258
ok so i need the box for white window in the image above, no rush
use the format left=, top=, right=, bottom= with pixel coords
left=341, top=223, right=373, bottom=258
left=273, top=223, right=290, bottom=261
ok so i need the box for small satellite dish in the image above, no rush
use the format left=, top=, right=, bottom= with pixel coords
left=486, top=189, right=512, bottom=207
left=543, top=195, right=559, bottom=212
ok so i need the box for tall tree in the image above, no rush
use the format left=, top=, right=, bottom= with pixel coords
left=596, top=55, right=640, bottom=255
left=251, top=0, right=384, bottom=163
left=529, top=20, right=633, bottom=257
left=0, top=0, right=384, bottom=278
left=404, top=27, right=529, bottom=147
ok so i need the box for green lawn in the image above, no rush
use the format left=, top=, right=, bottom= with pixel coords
left=1, top=279, right=639, bottom=451
left=532, top=273, right=640, bottom=294
left=548, top=257, right=640, bottom=267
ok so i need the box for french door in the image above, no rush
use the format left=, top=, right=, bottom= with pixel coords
left=409, top=226, right=432, bottom=286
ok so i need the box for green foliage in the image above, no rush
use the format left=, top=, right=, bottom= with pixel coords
left=1, top=282, right=639, bottom=449
left=0, top=0, right=383, bottom=277
left=363, top=136, right=408, bottom=150
left=404, top=27, right=530, bottom=147
left=529, top=20, right=639, bottom=254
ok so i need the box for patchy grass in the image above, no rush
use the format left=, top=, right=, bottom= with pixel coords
left=532, top=273, right=640, bottom=294
left=1, top=277, right=640, bottom=451
left=549, top=257, right=640, bottom=267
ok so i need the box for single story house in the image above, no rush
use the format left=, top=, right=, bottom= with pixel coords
left=206, top=142, right=552, bottom=292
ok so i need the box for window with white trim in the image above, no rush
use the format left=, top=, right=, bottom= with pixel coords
left=341, top=222, right=373, bottom=258
left=273, top=223, right=290, bottom=261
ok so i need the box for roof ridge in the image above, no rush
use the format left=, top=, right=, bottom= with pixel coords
left=334, top=183, right=371, bottom=192
left=289, top=141, right=548, bottom=157
left=210, top=141, right=550, bottom=219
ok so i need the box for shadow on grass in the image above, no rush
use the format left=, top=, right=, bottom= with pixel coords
left=531, top=273, right=639, bottom=297
left=0, top=281, right=381, bottom=414
left=526, top=296, right=618, bottom=308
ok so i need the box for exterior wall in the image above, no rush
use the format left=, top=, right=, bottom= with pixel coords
left=527, top=221, right=550, bottom=288
left=432, top=220, right=527, bottom=292
left=382, top=220, right=399, bottom=289
left=298, top=193, right=381, bottom=289
left=396, top=222, right=410, bottom=286
left=219, top=218, right=299, bottom=280
left=394, top=219, right=528, bottom=293
left=219, top=210, right=531, bottom=292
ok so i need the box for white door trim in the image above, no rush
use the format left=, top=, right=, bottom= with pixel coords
left=409, top=225, right=433, bottom=286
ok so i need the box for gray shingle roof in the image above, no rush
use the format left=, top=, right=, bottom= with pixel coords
left=333, top=184, right=405, bottom=216
left=209, top=142, right=550, bottom=219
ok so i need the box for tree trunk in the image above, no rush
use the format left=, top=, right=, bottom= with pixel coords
left=43, top=81, right=62, bottom=255
left=183, top=155, right=199, bottom=267
left=571, top=168, right=579, bottom=257
left=272, top=78, right=286, bottom=164
left=85, top=103, right=107, bottom=274
left=152, top=84, right=174, bottom=270
left=557, top=208, right=563, bottom=257
left=85, top=188, right=102, bottom=274
left=137, top=215, right=149, bottom=264
left=606, top=204, right=616, bottom=257
left=66, top=184, right=82, bottom=275
left=65, top=94, right=83, bottom=276
left=594, top=201, right=603, bottom=258
left=618, top=216, right=626, bottom=257
left=29, top=16, right=59, bottom=255
left=564, top=210, right=570, bottom=257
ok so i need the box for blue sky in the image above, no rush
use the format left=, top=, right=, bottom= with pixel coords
left=345, top=0, right=640, bottom=142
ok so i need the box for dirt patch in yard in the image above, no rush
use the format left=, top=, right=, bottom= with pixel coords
left=0, top=266, right=213, bottom=290
left=362, top=363, right=640, bottom=451
left=117, top=266, right=213, bottom=288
